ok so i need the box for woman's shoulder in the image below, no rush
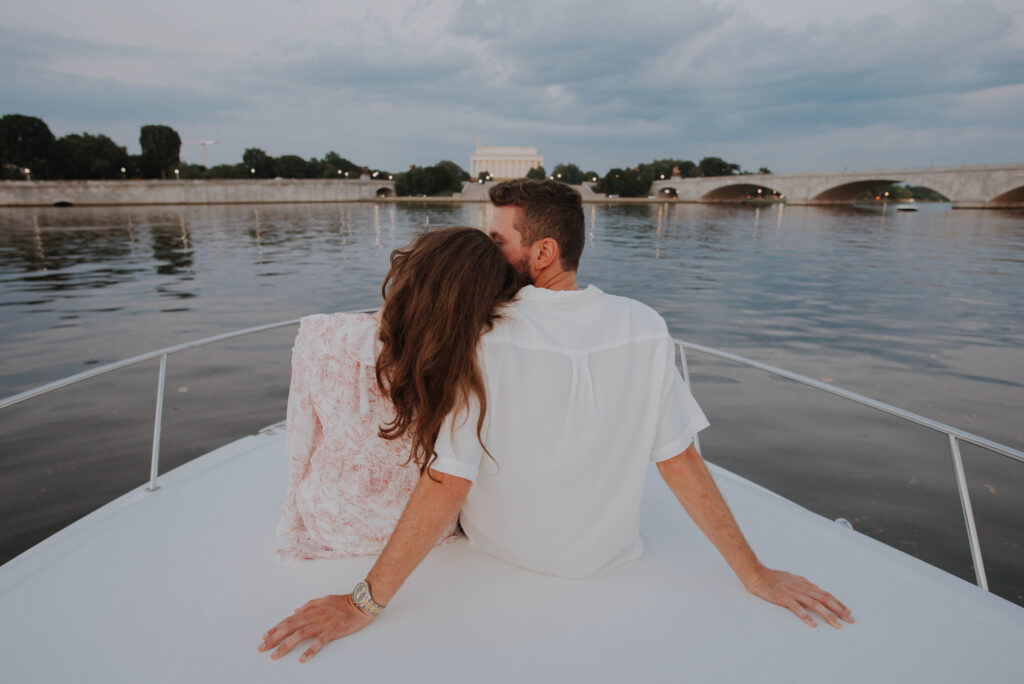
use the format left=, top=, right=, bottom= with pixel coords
left=295, top=312, right=380, bottom=364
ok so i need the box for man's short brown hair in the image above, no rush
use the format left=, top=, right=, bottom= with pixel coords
left=489, top=179, right=585, bottom=271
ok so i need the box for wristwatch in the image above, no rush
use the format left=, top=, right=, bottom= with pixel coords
left=352, top=580, right=385, bottom=617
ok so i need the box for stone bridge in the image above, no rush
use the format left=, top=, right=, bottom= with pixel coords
left=0, top=178, right=397, bottom=207
left=649, top=164, right=1024, bottom=208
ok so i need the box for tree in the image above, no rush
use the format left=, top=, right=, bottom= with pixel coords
left=243, top=148, right=275, bottom=178
left=697, top=156, right=740, bottom=177
left=526, top=166, right=546, bottom=180
left=758, top=167, right=772, bottom=175
left=477, top=170, right=492, bottom=181
left=139, top=125, right=181, bottom=179
left=583, top=170, right=600, bottom=183
left=437, top=160, right=470, bottom=182
left=551, top=163, right=585, bottom=184
left=52, top=133, right=129, bottom=180
left=323, top=151, right=360, bottom=178
left=595, top=168, right=647, bottom=197
left=274, top=154, right=310, bottom=178
left=207, top=163, right=248, bottom=179
left=394, top=161, right=464, bottom=196
left=0, top=114, right=55, bottom=179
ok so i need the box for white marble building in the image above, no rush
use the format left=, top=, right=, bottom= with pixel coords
left=469, top=143, right=543, bottom=180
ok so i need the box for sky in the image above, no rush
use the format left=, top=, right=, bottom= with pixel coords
left=2, top=0, right=1023, bottom=175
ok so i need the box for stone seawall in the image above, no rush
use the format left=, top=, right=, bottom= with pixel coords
left=0, top=179, right=396, bottom=207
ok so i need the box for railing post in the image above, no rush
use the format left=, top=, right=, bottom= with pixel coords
left=148, top=354, right=168, bottom=492
left=677, top=343, right=701, bottom=455
left=948, top=434, right=988, bottom=591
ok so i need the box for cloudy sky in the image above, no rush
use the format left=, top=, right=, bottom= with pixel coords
left=2, top=0, right=1022, bottom=174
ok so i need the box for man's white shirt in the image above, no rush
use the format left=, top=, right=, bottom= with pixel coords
left=432, top=285, right=709, bottom=579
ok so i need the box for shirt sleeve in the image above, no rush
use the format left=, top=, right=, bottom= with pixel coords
left=651, top=336, right=710, bottom=462
left=430, top=392, right=485, bottom=482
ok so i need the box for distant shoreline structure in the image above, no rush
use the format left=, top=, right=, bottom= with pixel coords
left=2, top=163, right=1022, bottom=209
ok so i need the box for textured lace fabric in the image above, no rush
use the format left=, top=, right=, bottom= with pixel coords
left=276, top=313, right=458, bottom=561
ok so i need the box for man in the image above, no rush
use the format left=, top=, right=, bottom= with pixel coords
left=259, top=180, right=853, bottom=663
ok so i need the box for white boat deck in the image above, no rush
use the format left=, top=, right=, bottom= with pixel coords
left=2, top=426, right=1022, bottom=683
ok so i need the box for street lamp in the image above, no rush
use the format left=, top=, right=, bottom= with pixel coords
left=592, top=176, right=597, bottom=182
left=120, top=166, right=126, bottom=179
left=337, top=169, right=342, bottom=175
left=250, top=167, right=256, bottom=176
left=174, top=168, right=180, bottom=181
left=389, top=175, right=393, bottom=180
left=23, top=168, right=31, bottom=181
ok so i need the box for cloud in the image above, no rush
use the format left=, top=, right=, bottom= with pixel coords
left=1, top=1, right=1021, bottom=172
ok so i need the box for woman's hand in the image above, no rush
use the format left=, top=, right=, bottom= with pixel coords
left=745, top=568, right=854, bottom=629
left=258, top=594, right=374, bottom=663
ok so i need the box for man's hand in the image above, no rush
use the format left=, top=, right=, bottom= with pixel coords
left=258, top=594, right=373, bottom=663
left=745, top=568, right=854, bottom=629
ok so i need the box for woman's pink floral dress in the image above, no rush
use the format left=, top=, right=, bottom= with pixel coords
left=276, top=313, right=458, bottom=561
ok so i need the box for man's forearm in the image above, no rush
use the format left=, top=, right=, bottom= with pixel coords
left=365, top=469, right=471, bottom=606
left=657, top=444, right=765, bottom=587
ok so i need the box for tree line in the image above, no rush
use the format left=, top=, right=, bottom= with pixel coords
left=1, top=113, right=769, bottom=198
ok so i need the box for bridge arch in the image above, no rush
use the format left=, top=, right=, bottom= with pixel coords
left=375, top=187, right=394, bottom=198
left=811, top=180, right=901, bottom=203
left=701, top=183, right=782, bottom=202
left=658, top=187, right=678, bottom=199
left=989, top=185, right=1024, bottom=207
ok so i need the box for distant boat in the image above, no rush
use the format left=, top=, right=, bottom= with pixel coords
left=896, top=203, right=919, bottom=212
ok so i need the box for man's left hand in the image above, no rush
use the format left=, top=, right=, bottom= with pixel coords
left=258, top=594, right=373, bottom=663
left=745, top=568, right=854, bottom=629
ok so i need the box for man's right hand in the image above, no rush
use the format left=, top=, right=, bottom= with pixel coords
left=744, top=568, right=854, bottom=629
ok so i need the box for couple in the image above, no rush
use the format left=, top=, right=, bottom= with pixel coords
left=259, top=179, right=853, bottom=663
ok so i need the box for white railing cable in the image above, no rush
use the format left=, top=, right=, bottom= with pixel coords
left=0, top=321, right=1017, bottom=593
left=672, top=339, right=1023, bottom=591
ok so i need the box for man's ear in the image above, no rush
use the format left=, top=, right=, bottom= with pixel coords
left=532, top=237, right=561, bottom=270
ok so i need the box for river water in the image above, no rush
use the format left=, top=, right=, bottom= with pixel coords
left=1, top=201, right=1022, bottom=604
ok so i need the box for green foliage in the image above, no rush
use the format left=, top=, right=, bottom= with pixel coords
left=242, top=148, right=274, bottom=178
left=595, top=168, right=647, bottom=197
left=175, top=162, right=207, bottom=179
left=758, top=167, right=772, bottom=175
left=0, top=114, right=55, bottom=178
left=526, top=165, right=546, bottom=180
left=52, top=133, right=129, bottom=180
left=697, top=156, right=740, bottom=177
left=395, top=161, right=465, bottom=196
left=206, top=163, right=248, bottom=179
left=437, top=160, right=470, bottom=182
left=551, top=163, right=585, bottom=184
left=273, top=154, right=309, bottom=178
left=477, top=170, right=492, bottom=181
left=583, top=170, right=599, bottom=182
left=323, top=151, right=360, bottom=178
left=139, top=124, right=181, bottom=179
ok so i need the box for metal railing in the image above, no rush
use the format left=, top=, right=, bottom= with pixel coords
left=1, top=317, right=1020, bottom=592
left=675, top=340, right=1024, bottom=592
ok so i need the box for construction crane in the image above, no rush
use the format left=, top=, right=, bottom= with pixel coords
left=182, top=140, right=221, bottom=168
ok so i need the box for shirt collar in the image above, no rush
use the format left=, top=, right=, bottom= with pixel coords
left=517, top=284, right=603, bottom=303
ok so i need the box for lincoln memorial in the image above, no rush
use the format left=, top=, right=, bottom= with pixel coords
left=469, top=143, right=544, bottom=180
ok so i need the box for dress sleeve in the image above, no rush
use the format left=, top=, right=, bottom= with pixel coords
left=651, top=335, right=710, bottom=462
left=430, top=392, right=485, bottom=482
left=277, top=318, right=324, bottom=535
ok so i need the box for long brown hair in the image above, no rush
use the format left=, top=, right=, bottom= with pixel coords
left=375, top=227, right=522, bottom=476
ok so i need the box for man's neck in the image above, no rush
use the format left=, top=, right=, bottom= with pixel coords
left=532, top=269, right=578, bottom=291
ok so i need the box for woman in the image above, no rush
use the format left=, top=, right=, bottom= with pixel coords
left=276, top=227, right=521, bottom=560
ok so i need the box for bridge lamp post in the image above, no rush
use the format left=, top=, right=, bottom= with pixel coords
left=120, top=167, right=126, bottom=179
left=389, top=175, right=393, bottom=180
left=250, top=168, right=256, bottom=177
left=23, top=168, right=31, bottom=181
left=174, top=168, right=180, bottom=182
